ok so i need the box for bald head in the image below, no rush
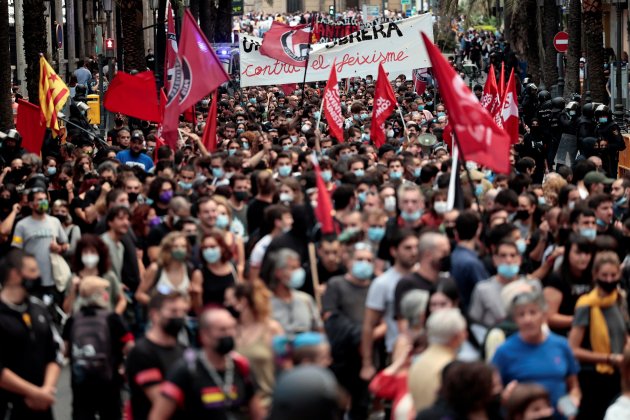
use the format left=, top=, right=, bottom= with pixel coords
left=418, top=232, right=450, bottom=257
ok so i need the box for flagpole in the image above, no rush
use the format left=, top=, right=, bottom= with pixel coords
left=450, top=130, right=482, bottom=212
left=299, top=13, right=317, bottom=111
left=396, top=102, right=410, bottom=148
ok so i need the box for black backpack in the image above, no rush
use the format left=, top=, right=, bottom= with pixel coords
left=70, top=309, right=113, bottom=384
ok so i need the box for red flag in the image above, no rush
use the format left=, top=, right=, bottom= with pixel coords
left=311, top=154, right=335, bottom=234
left=183, top=106, right=195, bottom=124
left=370, top=62, right=397, bottom=148
left=420, top=32, right=511, bottom=174
left=322, top=61, right=344, bottom=142
left=481, top=64, right=500, bottom=113
left=16, top=99, right=46, bottom=154
left=163, top=10, right=230, bottom=149
left=499, top=69, right=519, bottom=144
left=202, top=91, right=218, bottom=152
left=280, top=83, right=297, bottom=96
left=104, top=71, right=161, bottom=122
left=164, top=0, right=178, bottom=91
left=413, top=69, right=428, bottom=95
left=499, top=62, right=505, bottom=100
left=260, top=22, right=311, bottom=67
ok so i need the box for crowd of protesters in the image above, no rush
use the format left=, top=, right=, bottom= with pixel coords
left=1, top=9, right=630, bottom=420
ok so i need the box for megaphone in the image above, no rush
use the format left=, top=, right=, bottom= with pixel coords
left=417, top=133, right=437, bottom=155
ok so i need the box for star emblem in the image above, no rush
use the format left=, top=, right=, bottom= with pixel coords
left=48, top=73, right=58, bottom=82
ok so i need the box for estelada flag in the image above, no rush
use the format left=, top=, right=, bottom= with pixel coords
left=260, top=21, right=311, bottom=67
left=104, top=71, right=161, bottom=122
left=420, top=32, right=511, bottom=174
left=39, top=56, right=69, bottom=136
left=499, top=69, right=520, bottom=144
left=164, top=0, right=178, bottom=91
left=16, top=99, right=46, bottom=154
left=201, top=91, right=218, bottom=152
left=322, top=61, right=344, bottom=142
left=162, top=10, right=230, bottom=149
left=370, top=62, right=397, bottom=148
left=311, top=153, right=335, bottom=234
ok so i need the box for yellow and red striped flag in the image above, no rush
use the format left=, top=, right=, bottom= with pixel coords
left=39, top=56, right=69, bottom=136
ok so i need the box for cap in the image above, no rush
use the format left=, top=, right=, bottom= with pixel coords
left=378, top=144, right=397, bottom=157
left=131, top=131, right=144, bottom=141
left=584, top=170, right=614, bottom=185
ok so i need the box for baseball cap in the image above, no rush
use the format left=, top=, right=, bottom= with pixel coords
left=584, top=171, right=614, bottom=185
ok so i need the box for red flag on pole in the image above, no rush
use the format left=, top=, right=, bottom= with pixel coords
left=164, top=0, right=178, bottom=92
left=322, top=61, right=344, bottom=142
left=16, top=99, right=46, bottom=154
left=481, top=64, right=500, bottom=114
left=370, top=62, right=397, bottom=148
left=311, top=154, right=335, bottom=234
left=499, top=69, right=520, bottom=144
left=104, top=71, right=161, bottom=122
left=420, top=32, right=511, bottom=174
left=499, top=62, right=506, bottom=100
left=259, top=22, right=311, bottom=67
left=163, top=10, right=230, bottom=149
left=202, top=91, right=218, bottom=152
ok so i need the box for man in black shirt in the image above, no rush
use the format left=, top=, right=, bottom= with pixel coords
left=150, top=307, right=263, bottom=420
left=127, top=292, right=188, bottom=420
left=0, top=250, right=61, bottom=420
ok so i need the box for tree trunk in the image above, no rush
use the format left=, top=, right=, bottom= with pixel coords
left=583, top=6, right=606, bottom=102
left=511, top=0, right=542, bottom=84
left=542, top=0, right=559, bottom=88
left=199, top=0, right=217, bottom=43
left=0, top=0, right=13, bottom=130
left=216, top=0, right=232, bottom=43
left=190, top=0, right=200, bottom=21
left=120, top=0, right=146, bottom=72
left=23, top=0, right=47, bottom=104
left=564, top=0, right=581, bottom=98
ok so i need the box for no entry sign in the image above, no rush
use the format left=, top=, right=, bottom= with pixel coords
left=553, top=31, right=569, bottom=53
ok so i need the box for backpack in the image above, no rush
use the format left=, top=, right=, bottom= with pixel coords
left=70, top=309, right=113, bottom=384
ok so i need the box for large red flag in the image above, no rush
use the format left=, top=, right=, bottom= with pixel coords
left=311, top=154, right=335, bottom=234
left=499, top=69, right=519, bottom=144
left=163, top=10, right=230, bottom=149
left=322, top=61, right=344, bottom=142
left=201, top=91, right=218, bottom=152
left=370, top=62, right=397, bottom=148
left=104, top=71, right=161, bottom=122
left=259, top=22, right=311, bottom=67
left=164, top=0, right=178, bottom=91
left=420, top=32, right=511, bottom=174
left=16, top=99, right=46, bottom=154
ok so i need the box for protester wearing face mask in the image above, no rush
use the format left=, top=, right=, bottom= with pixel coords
left=116, top=131, right=154, bottom=172
left=198, top=230, right=238, bottom=309
left=588, top=193, right=627, bottom=259
left=51, top=199, right=81, bottom=260
left=269, top=249, right=322, bottom=336
left=0, top=250, right=62, bottom=420
left=61, top=275, right=134, bottom=420
left=569, top=251, right=628, bottom=420
left=150, top=307, right=264, bottom=420
left=421, top=190, right=449, bottom=228
left=126, top=292, right=189, bottom=420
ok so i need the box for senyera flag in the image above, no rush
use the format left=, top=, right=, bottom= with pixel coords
left=499, top=68, right=519, bottom=144
left=260, top=21, right=311, bottom=67
left=420, top=32, right=511, bottom=174
left=162, top=10, right=230, bottom=149
left=164, top=0, right=178, bottom=91
left=322, top=61, right=344, bottom=142
left=370, top=62, right=397, bottom=148
left=39, top=56, right=69, bottom=136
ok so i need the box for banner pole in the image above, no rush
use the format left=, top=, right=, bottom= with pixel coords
left=299, top=13, right=317, bottom=110
left=396, top=102, right=410, bottom=148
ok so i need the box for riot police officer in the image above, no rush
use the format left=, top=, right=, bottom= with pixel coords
left=554, top=101, right=580, bottom=168
left=577, top=102, right=598, bottom=158
left=521, top=83, right=540, bottom=125
left=594, top=104, right=626, bottom=176
left=547, top=97, right=566, bottom=169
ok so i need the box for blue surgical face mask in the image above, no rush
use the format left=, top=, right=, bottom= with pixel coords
left=212, top=167, right=224, bottom=179
left=360, top=113, right=369, bottom=120
left=596, top=218, right=608, bottom=228
left=569, top=110, right=576, bottom=116
left=178, top=181, right=192, bottom=191
left=599, top=117, right=608, bottom=123
left=414, top=167, right=421, bottom=178
left=497, top=263, right=520, bottom=279
left=358, top=191, right=367, bottom=204
left=389, top=170, right=402, bottom=180
left=249, top=98, right=257, bottom=104
left=242, top=141, right=250, bottom=150
left=516, top=239, right=527, bottom=255
left=313, top=111, right=321, bottom=120
left=361, top=133, right=370, bottom=141
left=401, top=209, right=422, bottom=222
left=202, top=247, right=222, bottom=264
left=417, top=105, right=424, bottom=111
left=228, top=149, right=237, bottom=156
left=47, top=167, right=57, bottom=176
left=278, top=165, right=292, bottom=177
left=537, top=196, right=546, bottom=206
left=215, top=214, right=230, bottom=229
left=426, top=101, right=433, bottom=106
left=579, top=227, right=597, bottom=240
left=352, top=260, right=374, bottom=280
left=367, top=226, right=386, bottom=242
left=437, top=112, right=446, bottom=118
left=475, top=184, right=484, bottom=197
left=322, top=170, right=332, bottom=182
left=353, top=169, right=365, bottom=178
left=289, top=268, right=306, bottom=289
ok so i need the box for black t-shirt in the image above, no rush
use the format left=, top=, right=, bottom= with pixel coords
left=161, top=351, right=257, bottom=420
left=0, top=298, right=58, bottom=406
left=126, top=337, right=185, bottom=420
left=147, top=222, right=173, bottom=249
left=394, top=273, right=435, bottom=318
left=201, top=265, right=236, bottom=307
left=246, top=199, right=271, bottom=236
left=542, top=271, right=592, bottom=335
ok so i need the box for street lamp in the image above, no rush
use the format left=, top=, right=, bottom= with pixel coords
left=556, top=0, right=565, bottom=96
left=610, top=0, right=626, bottom=120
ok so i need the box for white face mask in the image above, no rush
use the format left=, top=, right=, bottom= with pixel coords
left=387, top=129, right=395, bottom=138
left=384, top=196, right=397, bottom=212
left=82, top=253, right=100, bottom=269
left=434, top=201, right=449, bottom=215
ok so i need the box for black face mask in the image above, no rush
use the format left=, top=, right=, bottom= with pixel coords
left=0, top=197, right=12, bottom=209
left=115, top=118, right=124, bottom=126
left=187, top=234, right=197, bottom=247
left=597, top=279, right=620, bottom=294
left=444, top=226, right=456, bottom=240
left=432, top=255, right=451, bottom=273
left=162, top=317, right=186, bottom=337
left=53, top=214, right=66, bottom=224
left=22, top=277, right=41, bottom=294
left=514, top=209, right=530, bottom=221
left=214, top=336, right=235, bottom=355
left=556, top=227, right=571, bottom=245
left=225, top=305, right=240, bottom=320
left=128, top=192, right=139, bottom=203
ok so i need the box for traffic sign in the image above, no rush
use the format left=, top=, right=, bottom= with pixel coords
left=553, top=31, right=569, bottom=53
left=105, top=38, right=115, bottom=50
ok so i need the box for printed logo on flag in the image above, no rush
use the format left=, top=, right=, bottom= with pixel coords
left=166, top=57, right=193, bottom=106
left=280, top=29, right=311, bottom=64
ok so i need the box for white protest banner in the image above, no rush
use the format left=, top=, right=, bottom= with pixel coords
left=239, top=14, right=433, bottom=87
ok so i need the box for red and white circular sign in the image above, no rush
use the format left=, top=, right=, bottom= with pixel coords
left=553, top=31, right=569, bottom=53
